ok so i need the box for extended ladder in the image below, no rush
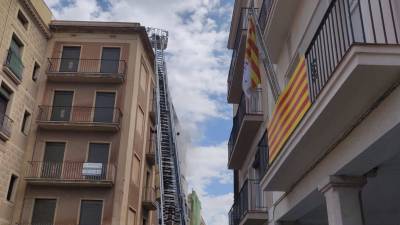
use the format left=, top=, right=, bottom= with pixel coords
left=147, top=28, right=187, bottom=225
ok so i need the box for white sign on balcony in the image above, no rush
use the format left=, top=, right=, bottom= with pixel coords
left=82, top=163, right=103, bottom=176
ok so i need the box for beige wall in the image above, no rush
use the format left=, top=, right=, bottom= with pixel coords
left=0, top=0, right=49, bottom=224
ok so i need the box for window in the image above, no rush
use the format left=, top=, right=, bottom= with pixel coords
left=0, top=84, right=12, bottom=117
left=51, top=91, right=73, bottom=121
left=87, top=143, right=110, bottom=179
left=131, top=155, right=141, bottom=186
left=94, top=92, right=116, bottom=122
left=100, top=47, right=121, bottom=73
left=6, top=174, right=18, bottom=201
left=31, top=199, right=56, bottom=225
left=21, top=110, right=31, bottom=134
left=0, top=84, right=12, bottom=136
left=10, top=35, right=23, bottom=56
left=17, top=10, right=29, bottom=29
left=42, top=142, right=65, bottom=178
left=79, top=200, right=103, bottom=225
left=6, top=35, right=24, bottom=80
left=59, top=46, right=81, bottom=72
left=32, top=62, right=40, bottom=81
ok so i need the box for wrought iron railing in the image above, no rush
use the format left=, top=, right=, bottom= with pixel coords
left=37, top=106, right=122, bottom=124
left=229, top=179, right=267, bottom=225
left=25, top=161, right=115, bottom=182
left=305, top=0, right=399, bottom=102
left=4, top=49, right=24, bottom=80
left=258, top=0, right=274, bottom=31
left=47, top=58, right=126, bottom=76
left=228, top=89, right=263, bottom=160
left=0, top=114, right=13, bottom=138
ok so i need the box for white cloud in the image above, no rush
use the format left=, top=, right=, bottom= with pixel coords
left=187, top=142, right=233, bottom=225
left=45, top=1, right=233, bottom=225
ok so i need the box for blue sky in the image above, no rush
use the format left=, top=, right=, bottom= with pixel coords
left=45, top=0, right=235, bottom=224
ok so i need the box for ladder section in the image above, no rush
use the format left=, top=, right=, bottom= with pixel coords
left=147, top=28, right=187, bottom=225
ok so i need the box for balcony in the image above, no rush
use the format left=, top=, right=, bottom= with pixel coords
left=0, top=114, right=13, bottom=141
left=3, top=49, right=24, bottom=84
left=146, top=133, right=156, bottom=165
left=142, top=186, right=157, bottom=210
left=47, top=58, right=126, bottom=83
left=229, top=179, right=267, bottom=225
left=263, top=0, right=400, bottom=191
left=227, top=8, right=253, bottom=103
left=228, top=89, right=263, bottom=169
left=25, top=161, right=115, bottom=187
left=37, top=106, right=122, bottom=132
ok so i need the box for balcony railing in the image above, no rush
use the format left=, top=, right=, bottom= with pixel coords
left=305, top=0, right=399, bottom=102
left=258, top=0, right=274, bottom=31
left=47, top=58, right=126, bottom=77
left=4, top=49, right=24, bottom=80
left=25, top=161, right=115, bottom=184
left=228, top=89, right=263, bottom=160
left=229, top=179, right=267, bottom=225
left=37, top=106, right=122, bottom=125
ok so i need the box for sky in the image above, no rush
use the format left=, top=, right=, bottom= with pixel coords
left=43, top=0, right=234, bottom=225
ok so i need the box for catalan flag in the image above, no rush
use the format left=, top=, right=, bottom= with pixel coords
left=242, top=15, right=261, bottom=97
left=268, top=57, right=311, bottom=163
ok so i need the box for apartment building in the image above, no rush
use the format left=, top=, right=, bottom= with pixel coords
left=0, top=0, right=51, bottom=224
left=227, top=0, right=400, bottom=225
left=0, top=1, right=159, bottom=225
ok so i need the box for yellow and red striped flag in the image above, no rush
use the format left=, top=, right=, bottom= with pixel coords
left=242, top=16, right=261, bottom=97
left=268, top=57, right=311, bottom=163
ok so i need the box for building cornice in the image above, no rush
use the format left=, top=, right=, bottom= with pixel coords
left=20, top=0, right=52, bottom=39
left=50, top=20, right=155, bottom=69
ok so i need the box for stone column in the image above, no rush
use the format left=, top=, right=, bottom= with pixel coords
left=319, top=176, right=366, bottom=225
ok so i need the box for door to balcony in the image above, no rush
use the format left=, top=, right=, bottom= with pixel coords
left=51, top=91, right=73, bottom=121
left=100, top=47, right=121, bottom=73
left=94, top=92, right=115, bottom=122
left=31, top=199, right=56, bottom=225
left=41, top=142, right=65, bottom=179
left=87, top=143, right=110, bottom=180
left=79, top=200, right=103, bottom=225
left=59, top=46, right=81, bottom=72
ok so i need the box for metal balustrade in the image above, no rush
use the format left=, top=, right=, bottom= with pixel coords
left=25, top=161, right=115, bottom=183
left=229, top=179, right=267, bottom=225
left=305, top=0, right=399, bottom=102
left=47, top=58, right=126, bottom=76
left=228, top=89, right=263, bottom=160
left=37, top=106, right=122, bottom=124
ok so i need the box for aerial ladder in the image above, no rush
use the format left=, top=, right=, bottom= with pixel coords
left=147, top=28, right=188, bottom=225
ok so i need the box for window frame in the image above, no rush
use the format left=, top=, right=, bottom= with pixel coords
left=6, top=174, right=18, bottom=202
left=77, top=199, right=104, bottom=225
left=17, top=10, right=29, bottom=29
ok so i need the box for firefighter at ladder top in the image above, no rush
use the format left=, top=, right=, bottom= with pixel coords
left=242, top=15, right=261, bottom=98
